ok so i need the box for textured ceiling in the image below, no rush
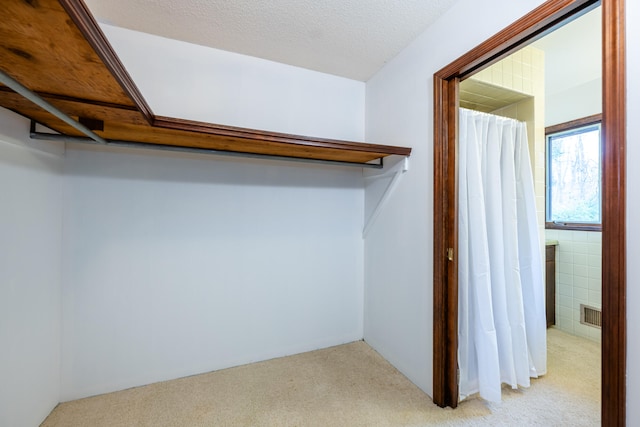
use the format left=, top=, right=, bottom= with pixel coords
left=83, top=0, right=459, bottom=82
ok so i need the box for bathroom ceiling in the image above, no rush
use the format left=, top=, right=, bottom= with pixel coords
left=82, top=0, right=459, bottom=82
left=459, top=6, right=601, bottom=113
left=531, top=6, right=601, bottom=98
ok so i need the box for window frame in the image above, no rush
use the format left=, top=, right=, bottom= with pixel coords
left=545, top=114, right=603, bottom=231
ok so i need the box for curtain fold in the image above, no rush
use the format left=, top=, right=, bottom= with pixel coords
left=458, top=108, right=546, bottom=403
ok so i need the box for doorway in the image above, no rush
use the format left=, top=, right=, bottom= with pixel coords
left=432, top=0, right=625, bottom=425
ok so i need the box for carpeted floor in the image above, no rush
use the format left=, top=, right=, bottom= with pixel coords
left=42, top=328, right=600, bottom=426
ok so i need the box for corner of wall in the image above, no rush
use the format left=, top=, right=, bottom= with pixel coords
left=0, top=107, right=64, bottom=426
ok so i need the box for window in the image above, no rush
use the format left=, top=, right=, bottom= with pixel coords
left=545, top=115, right=602, bottom=231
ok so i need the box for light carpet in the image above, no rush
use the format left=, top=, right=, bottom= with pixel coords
left=42, top=328, right=600, bottom=426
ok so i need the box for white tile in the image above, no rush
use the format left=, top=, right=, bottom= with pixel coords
left=559, top=252, right=573, bottom=264
left=588, top=277, right=601, bottom=291
left=573, top=298, right=588, bottom=311
left=572, top=231, right=589, bottom=242
left=574, top=264, right=589, bottom=278
left=512, top=76, right=523, bottom=93
left=560, top=295, right=573, bottom=308
left=503, top=73, right=514, bottom=90
left=556, top=230, right=573, bottom=240
left=492, top=69, right=503, bottom=86
left=588, top=254, right=602, bottom=268
left=589, top=266, right=601, bottom=278
left=474, top=69, right=490, bottom=82
left=587, top=242, right=602, bottom=255
left=532, top=48, right=544, bottom=66
left=521, top=48, right=532, bottom=65
left=588, top=290, right=602, bottom=305
left=574, top=287, right=589, bottom=301
left=545, top=230, right=558, bottom=240
left=573, top=242, right=588, bottom=254
left=573, top=253, right=588, bottom=266
left=573, top=275, right=589, bottom=289
left=558, top=241, right=573, bottom=253
left=587, top=232, right=602, bottom=242
left=559, top=306, right=574, bottom=319
left=559, top=273, right=573, bottom=285
left=558, top=283, right=573, bottom=296
left=559, top=263, right=573, bottom=275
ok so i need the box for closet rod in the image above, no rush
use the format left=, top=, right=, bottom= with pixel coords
left=29, top=123, right=384, bottom=169
left=0, top=69, right=382, bottom=169
left=0, top=70, right=107, bottom=145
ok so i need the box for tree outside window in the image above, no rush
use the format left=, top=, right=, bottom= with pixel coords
left=546, top=117, right=602, bottom=231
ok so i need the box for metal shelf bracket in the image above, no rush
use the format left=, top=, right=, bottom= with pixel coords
left=363, top=156, right=409, bottom=237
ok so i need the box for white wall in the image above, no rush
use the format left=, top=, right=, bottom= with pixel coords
left=0, top=108, right=64, bottom=426
left=545, top=78, right=601, bottom=126
left=626, top=1, right=640, bottom=425
left=363, top=0, right=547, bottom=396
left=101, top=24, right=365, bottom=141
left=60, top=142, right=365, bottom=401
left=533, top=6, right=601, bottom=127
left=59, top=23, right=368, bottom=401
left=62, top=21, right=364, bottom=400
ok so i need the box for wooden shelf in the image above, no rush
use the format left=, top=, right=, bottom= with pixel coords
left=0, top=0, right=411, bottom=165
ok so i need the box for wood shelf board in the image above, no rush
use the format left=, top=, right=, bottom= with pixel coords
left=1, top=0, right=135, bottom=107
left=1, top=0, right=411, bottom=165
left=0, top=90, right=389, bottom=163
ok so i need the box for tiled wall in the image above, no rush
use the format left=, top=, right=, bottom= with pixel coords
left=472, top=47, right=544, bottom=96
left=545, top=229, right=602, bottom=342
left=472, top=47, right=545, bottom=178
left=470, top=46, right=547, bottom=274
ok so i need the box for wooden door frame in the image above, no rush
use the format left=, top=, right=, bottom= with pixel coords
left=432, top=0, right=626, bottom=425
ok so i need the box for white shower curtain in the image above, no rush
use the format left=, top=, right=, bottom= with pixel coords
left=458, top=108, right=547, bottom=403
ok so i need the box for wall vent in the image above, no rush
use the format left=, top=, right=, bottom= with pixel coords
left=580, top=304, right=602, bottom=328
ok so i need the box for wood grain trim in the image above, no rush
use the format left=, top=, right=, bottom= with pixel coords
left=433, top=74, right=461, bottom=409
left=444, top=78, right=459, bottom=408
left=0, top=86, right=139, bottom=112
left=432, top=75, right=448, bottom=407
left=545, top=222, right=602, bottom=231
left=435, top=0, right=596, bottom=80
left=545, top=113, right=602, bottom=135
left=601, top=0, right=626, bottom=424
left=154, top=116, right=412, bottom=156
left=58, top=0, right=155, bottom=124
